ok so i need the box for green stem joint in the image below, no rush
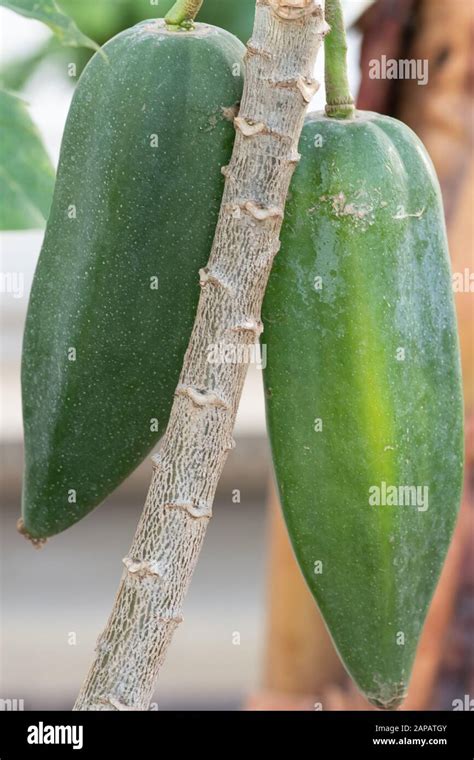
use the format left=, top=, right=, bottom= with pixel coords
left=324, top=0, right=355, bottom=118
left=165, top=0, right=204, bottom=30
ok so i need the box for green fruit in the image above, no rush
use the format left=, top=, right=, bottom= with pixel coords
left=262, top=111, right=464, bottom=708
left=21, top=20, right=244, bottom=539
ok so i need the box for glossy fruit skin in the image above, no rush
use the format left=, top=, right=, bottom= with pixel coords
left=21, top=20, right=244, bottom=538
left=262, top=111, right=464, bottom=708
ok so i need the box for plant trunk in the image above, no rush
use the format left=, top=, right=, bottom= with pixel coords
left=74, top=0, right=327, bottom=711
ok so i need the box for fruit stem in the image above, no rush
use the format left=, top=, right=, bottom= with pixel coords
left=324, top=0, right=355, bottom=118
left=165, top=0, right=204, bottom=30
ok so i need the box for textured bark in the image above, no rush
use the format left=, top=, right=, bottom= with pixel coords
left=74, top=0, right=327, bottom=711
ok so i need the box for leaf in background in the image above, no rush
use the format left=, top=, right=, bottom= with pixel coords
left=0, top=37, right=60, bottom=92
left=0, top=0, right=99, bottom=51
left=0, top=89, right=55, bottom=230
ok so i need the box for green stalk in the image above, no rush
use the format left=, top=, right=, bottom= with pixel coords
left=324, top=0, right=355, bottom=118
left=165, top=0, right=204, bottom=30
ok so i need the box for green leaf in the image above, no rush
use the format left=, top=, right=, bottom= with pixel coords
left=0, top=37, right=60, bottom=92
left=0, top=0, right=99, bottom=51
left=0, top=89, right=55, bottom=230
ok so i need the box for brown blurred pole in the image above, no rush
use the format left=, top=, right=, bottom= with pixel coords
left=247, top=478, right=344, bottom=710
left=263, top=478, right=344, bottom=692
left=403, top=491, right=470, bottom=708
left=397, top=0, right=474, bottom=411
left=391, top=0, right=474, bottom=705
left=359, top=0, right=474, bottom=411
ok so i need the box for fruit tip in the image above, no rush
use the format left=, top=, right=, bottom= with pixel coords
left=368, top=690, right=407, bottom=711
left=16, top=517, right=48, bottom=550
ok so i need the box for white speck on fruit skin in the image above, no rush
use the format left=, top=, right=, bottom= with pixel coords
left=393, top=206, right=425, bottom=220
left=319, top=191, right=376, bottom=229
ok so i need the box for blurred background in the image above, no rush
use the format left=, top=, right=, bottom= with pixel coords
left=1, top=0, right=472, bottom=711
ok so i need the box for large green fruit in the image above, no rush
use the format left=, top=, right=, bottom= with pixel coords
left=21, top=20, right=244, bottom=539
left=262, top=111, right=464, bottom=708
